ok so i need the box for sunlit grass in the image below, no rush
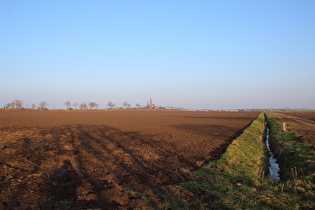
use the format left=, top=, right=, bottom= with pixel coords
left=266, top=113, right=315, bottom=181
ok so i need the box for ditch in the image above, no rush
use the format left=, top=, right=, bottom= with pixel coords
left=265, top=121, right=281, bottom=184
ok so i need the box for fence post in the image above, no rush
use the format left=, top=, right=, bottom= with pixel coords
left=283, top=122, right=286, bottom=131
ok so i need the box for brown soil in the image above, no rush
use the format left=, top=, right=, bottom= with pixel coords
left=269, top=112, right=315, bottom=146
left=0, top=109, right=259, bottom=209
left=278, top=111, right=315, bottom=122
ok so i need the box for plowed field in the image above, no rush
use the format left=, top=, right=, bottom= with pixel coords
left=269, top=112, right=315, bottom=147
left=278, top=111, right=315, bottom=122
left=0, top=109, right=259, bottom=209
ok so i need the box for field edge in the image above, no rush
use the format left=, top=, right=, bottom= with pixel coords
left=157, top=112, right=269, bottom=209
left=159, top=113, right=315, bottom=209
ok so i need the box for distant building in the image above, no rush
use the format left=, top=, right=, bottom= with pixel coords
left=147, top=98, right=155, bottom=109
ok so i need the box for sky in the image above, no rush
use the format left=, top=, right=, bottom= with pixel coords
left=1, top=0, right=315, bottom=110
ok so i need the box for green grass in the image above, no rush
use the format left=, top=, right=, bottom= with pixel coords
left=265, top=113, right=315, bottom=181
left=159, top=113, right=315, bottom=209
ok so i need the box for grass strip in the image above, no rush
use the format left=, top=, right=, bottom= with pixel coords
left=160, top=113, right=315, bottom=209
left=265, top=113, right=315, bottom=181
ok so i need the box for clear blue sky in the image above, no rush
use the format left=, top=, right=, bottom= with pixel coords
left=1, top=0, right=315, bottom=109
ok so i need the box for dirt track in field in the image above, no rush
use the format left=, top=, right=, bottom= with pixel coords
left=269, top=112, right=315, bottom=146
left=279, top=111, right=315, bottom=122
left=0, top=109, right=258, bottom=209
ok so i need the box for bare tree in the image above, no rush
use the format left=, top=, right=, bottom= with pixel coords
left=107, top=101, right=115, bottom=109
left=64, top=101, right=71, bottom=109
left=31, top=103, right=36, bottom=109
left=88, top=102, right=97, bottom=109
left=80, top=102, right=87, bottom=110
left=5, top=103, right=13, bottom=109
left=73, top=102, right=78, bottom=110
left=6, top=100, right=23, bottom=109
left=95, top=103, right=99, bottom=109
left=10, top=102, right=15, bottom=108
left=123, top=101, right=131, bottom=109
left=39, top=101, right=47, bottom=110
left=14, top=99, right=23, bottom=109
left=135, top=103, right=141, bottom=108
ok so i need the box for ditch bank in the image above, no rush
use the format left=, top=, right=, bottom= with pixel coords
left=265, top=113, right=315, bottom=181
left=162, top=113, right=271, bottom=209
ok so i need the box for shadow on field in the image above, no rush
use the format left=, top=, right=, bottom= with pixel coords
left=0, top=120, right=252, bottom=209
left=1, top=124, right=191, bottom=209
left=48, top=160, right=81, bottom=201
left=64, top=124, right=191, bottom=174
left=40, top=124, right=192, bottom=208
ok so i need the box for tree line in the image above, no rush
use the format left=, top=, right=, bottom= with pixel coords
left=5, top=100, right=48, bottom=110
left=4, top=99, right=156, bottom=110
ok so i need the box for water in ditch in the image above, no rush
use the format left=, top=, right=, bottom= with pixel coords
left=265, top=123, right=281, bottom=184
